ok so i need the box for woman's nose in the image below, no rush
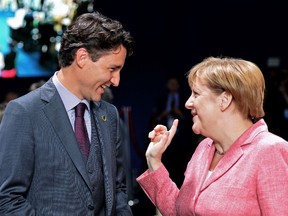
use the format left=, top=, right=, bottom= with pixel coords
left=185, top=96, right=193, bottom=109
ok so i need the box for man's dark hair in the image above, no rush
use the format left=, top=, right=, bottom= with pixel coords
left=58, top=11, right=134, bottom=67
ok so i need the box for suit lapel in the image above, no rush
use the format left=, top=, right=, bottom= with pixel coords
left=199, top=120, right=267, bottom=192
left=41, top=79, right=92, bottom=190
left=91, top=101, right=114, bottom=215
left=202, top=147, right=243, bottom=190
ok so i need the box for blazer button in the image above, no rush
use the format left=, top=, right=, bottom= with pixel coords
left=88, top=204, right=94, bottom=210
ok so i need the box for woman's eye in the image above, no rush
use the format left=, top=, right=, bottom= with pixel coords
left=192, top=91, right=199, bottom=97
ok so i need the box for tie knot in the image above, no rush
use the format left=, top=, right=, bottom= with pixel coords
left=75, top=103, right=86, bottom=117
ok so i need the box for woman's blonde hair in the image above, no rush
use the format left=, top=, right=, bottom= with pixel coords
left=187, top=56, right=265, bottom=122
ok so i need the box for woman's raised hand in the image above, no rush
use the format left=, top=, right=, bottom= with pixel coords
left=146, top=119, right=179, bottom=171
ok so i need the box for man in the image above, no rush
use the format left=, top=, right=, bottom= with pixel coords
left=0, top=11, right=134, bottom=215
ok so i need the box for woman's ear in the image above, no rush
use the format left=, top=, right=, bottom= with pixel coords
left=219, top=91, right=233, bottom=111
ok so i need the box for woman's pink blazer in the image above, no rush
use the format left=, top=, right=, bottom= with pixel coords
left=137, top=119, right=288, bottom=215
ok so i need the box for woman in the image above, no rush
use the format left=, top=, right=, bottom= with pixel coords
left=137, top=56, right=288, bottom=215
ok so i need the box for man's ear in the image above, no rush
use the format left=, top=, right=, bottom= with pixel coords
left=75, top=48, right=88, bottom=68
left=219, top=91, right=233, bottom=111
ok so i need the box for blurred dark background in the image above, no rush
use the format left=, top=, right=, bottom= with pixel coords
left=1, top=0, right=288, bottom=215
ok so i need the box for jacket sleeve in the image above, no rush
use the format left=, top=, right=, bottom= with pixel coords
left=257, top=139, right=288, bottom=215
left=136, top=165, right=180, bottom=216
left=113, top=106, right=133, bottom=215
left=0, top=100, right=36, bottom=215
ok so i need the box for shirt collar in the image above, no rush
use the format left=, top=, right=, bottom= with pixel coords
left=52, top=72, right=90, bottom=112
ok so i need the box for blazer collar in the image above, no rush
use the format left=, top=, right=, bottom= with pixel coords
left=201, top=119, right=268, bottom=190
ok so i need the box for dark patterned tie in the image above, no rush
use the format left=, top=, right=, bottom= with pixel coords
left=74, top=103, right=90, bottom=159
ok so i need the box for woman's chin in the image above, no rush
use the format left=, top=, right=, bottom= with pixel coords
left=192, top=125, right=200, bottom=135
